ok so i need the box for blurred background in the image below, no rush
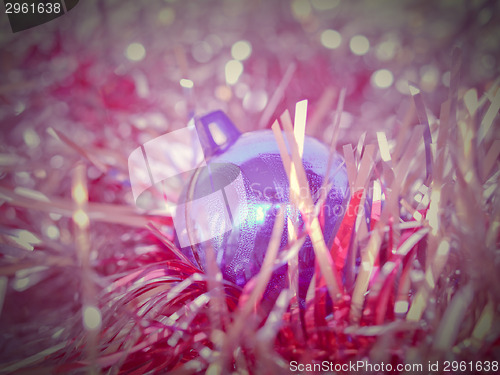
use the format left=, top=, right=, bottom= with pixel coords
left=1, top=0, right=499, bottom=145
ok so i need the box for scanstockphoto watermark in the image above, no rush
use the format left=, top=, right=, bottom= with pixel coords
left=249, top=182, right=340, bottom=203
left=289, top=360, right=424, bottom=373
left=249, top=182, right=378, bottom=219
left=290, top=360, right=500, bottom=373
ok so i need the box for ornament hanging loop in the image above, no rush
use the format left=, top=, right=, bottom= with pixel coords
left=195, top=110, right=241, bottom=158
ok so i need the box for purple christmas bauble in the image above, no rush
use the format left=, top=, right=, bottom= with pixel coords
left=174, top=111, right=349, bottom=305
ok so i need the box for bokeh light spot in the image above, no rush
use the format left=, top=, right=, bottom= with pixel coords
left=396, top=78, right=410, bottom=95
left=420, top=65, right=439, bottom=92
left=376, top=40, right=398, bottom=61
left=311, top=0, right=340, bottom=10
left=371, top=69, right=394, bottom=89
left=215, top=85, right=232, bottom=101
left=158, top=7, right=175, bottom=25
left=46, top=225, right=60, bottom=240
left=243, top=90, right=268, bottom=113
left=225, top=60, right=243, bottom=85
left=50, top=155, right=64, bottom=169
left=235, top=82, right=249, bottom=98
left=320, top=29, right=342, bottom=49
left=125, top=43, right=146, bottom=61
left=179, top=79, right=194, bottom=88
left=192, top=41, right=213, bottom=63
left=23, top=129, right=40, bottom=149
left=291, top=0, right=311, bottom=19
left=441, top=71, right=451, bottom=87
left=349, top=35, right=370, bottom=55
left=83, top=306, right=102, bottom=331
left=73, top=209, right=89, bottom=228
left=72, top=183, right=88, bottom=205
left=231, top=40, right=252, bottom=61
